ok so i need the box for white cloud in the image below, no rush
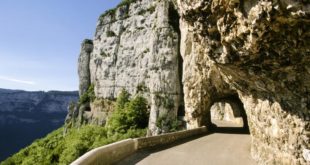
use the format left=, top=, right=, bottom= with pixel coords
left=0, top=76, right=36, bottom=85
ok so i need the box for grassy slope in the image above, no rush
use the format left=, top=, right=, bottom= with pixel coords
left=1, top=89, right=149, bottom=165
left=1, top=126, right=146, bottom=165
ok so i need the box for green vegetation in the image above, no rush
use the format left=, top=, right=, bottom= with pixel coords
left=106, top=30, right=116, bottom=37
left=136, top=27, right=145, bottom=31
left=1, top=126, right=146, bottom=165
left=115, top=88, right=130, bottom=110
left=143, top=48, right=150, bottom=54
left=147, top=6, right=156, bottom=14
left=99, top=0, right=136, bottom=19
left=138, top=6, right=156, bottom=15
left=78, top=84, right=95, bottom=106
left=156, top=113, right=180, bottom=132
left=107, top=89, right=149, bottom=135
left=100, top=50, right=109, bottom=57
left=155, top=93, right=175, bottom=110
left=138, top=9, right=147, bottom=15
left=117, top=0, right=137, bottom=8
left=2, top=89, right=149, bottom=164
left=99, top=8, right=116, bottom=20
left=2, top=89, right=149, bottom=165
left=163, top=96, right=175, bottom=110
left=136, top=82, right=148, bottom=93
left=83, top=39, right=93, bottom=45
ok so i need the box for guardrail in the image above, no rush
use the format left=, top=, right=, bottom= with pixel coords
left=71, top=126, right=208, bottom=165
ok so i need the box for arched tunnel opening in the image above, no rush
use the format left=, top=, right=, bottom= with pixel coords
left=209, top=94, right=250, bottom=134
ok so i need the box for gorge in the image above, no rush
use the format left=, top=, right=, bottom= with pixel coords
left=0, top=89, right=78, bottom=161
left=2, top=0, right=309, bottom=164
left=72, top=0, right=310, bottom=164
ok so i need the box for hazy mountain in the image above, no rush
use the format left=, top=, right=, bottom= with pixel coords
left=0, top=88, right=78, bottom=161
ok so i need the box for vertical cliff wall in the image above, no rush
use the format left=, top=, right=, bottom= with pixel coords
left=76, top=0, right=310, bottom=164
left=178, top=0, right=309, bottom=164
left=78, top=0, right=183, bottom=135
left=78, top=40, right=93, bottom=97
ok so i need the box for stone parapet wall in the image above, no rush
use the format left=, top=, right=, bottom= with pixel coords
left=70, top=126, right=207, bottom=165
left=136, top=126, right=207, bottom=149
left=71, top=139, right=136, bottom=165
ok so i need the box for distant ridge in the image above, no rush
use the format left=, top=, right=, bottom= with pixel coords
left=0, top=88, right=78, bottom=161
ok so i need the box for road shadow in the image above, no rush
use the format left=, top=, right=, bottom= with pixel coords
left=210, top=126, right=250, bottom=134
left=116, top=126, right=250, bottom=165
left=210, top=121, right=250, bottom=134
left=116, top=133, right=209, bottom=165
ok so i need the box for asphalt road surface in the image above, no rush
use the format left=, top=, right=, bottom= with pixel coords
left=118, top=121, right=255, bottom=165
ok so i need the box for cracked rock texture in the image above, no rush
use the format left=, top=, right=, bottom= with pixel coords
left=178, top=0, right=309, bottom=164
left=76, top=0, right=310, bottom=164
left=78, top=0, right=183, bottom=135
left=211, top=102, right=243, bottom=125
left=78, top=39, right=93, bottom=96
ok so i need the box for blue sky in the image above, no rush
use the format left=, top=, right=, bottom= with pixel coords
left=0, top=0, right=121, bottom=91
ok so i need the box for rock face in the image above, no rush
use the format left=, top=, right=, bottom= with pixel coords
left=178, top=0, right=309, bottom=164
left=77, top=0, right=309, bottom=164
left=78, top=39, right=93, bottom=96
left=210, top=102, right=243, bottom=125
left=78, top=0, right=184, bottom=134
left=0, top=88, right=78, bottom=161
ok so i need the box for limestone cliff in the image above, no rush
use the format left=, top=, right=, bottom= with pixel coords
left=76, top=0, right=183, bottom=134
left=74, top=0, right=309, bottom=164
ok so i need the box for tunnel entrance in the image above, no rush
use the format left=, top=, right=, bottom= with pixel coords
left=209, top=95, right=249, bottom=134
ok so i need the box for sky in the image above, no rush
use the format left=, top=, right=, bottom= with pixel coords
left=0, top=0, right=121, bottom=91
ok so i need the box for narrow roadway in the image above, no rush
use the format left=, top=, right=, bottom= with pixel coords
left=118, top=121, right=256, bottom=165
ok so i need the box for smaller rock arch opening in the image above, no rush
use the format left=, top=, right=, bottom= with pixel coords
left=209, top=95, right=249, bottom=134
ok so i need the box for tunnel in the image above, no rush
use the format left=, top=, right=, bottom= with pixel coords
left=207, top=94, right=249, bottom=134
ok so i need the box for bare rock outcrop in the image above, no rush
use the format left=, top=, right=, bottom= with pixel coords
left=77, top=0, right=184, bottom=135
left=75, top=0, right=310, bottom=164
left=178, top=0, right=309, bottom=164
left=78, top=39, right=93, bottom=96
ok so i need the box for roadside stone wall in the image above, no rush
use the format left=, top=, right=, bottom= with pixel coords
left=71, top=127, right=207, bottom=165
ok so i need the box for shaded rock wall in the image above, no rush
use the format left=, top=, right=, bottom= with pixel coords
left=177, top=0, right=309, bottom=164
left=78, top=40, right=93, bottom=96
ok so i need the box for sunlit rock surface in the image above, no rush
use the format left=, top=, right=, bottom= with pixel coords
left=75, top=0, right=309, bottom=164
